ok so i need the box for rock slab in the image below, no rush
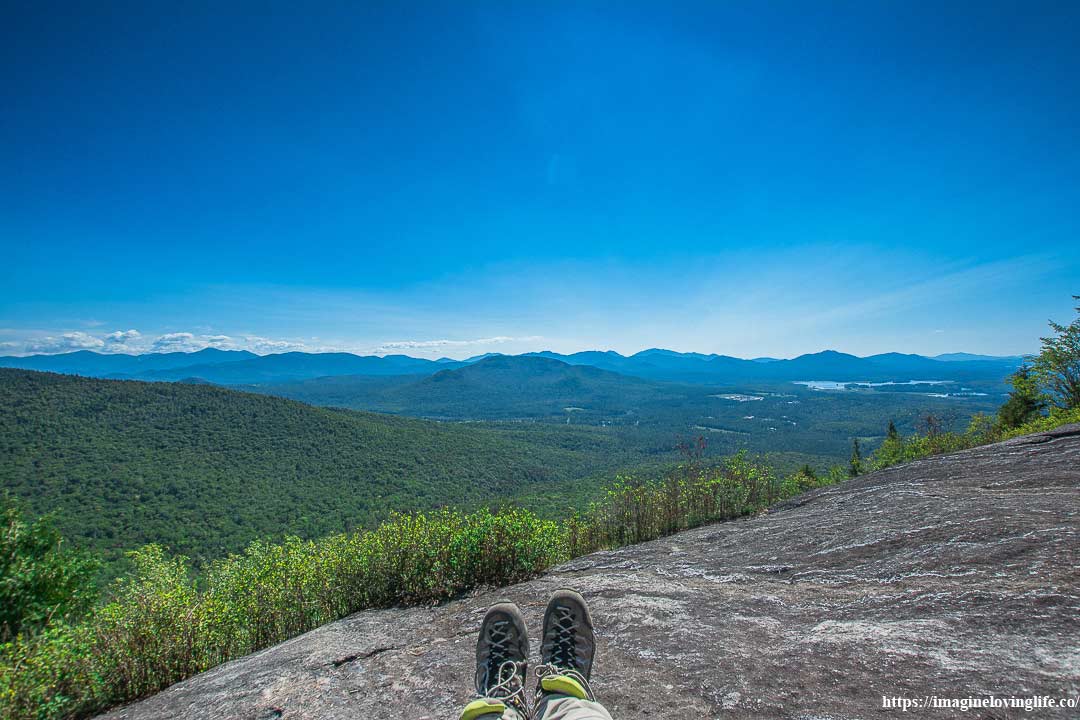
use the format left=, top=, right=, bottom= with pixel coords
left=100, top=426, right=1080, bottom=719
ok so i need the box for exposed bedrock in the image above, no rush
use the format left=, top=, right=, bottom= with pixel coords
left=100, top=425, right=1080, bottom=719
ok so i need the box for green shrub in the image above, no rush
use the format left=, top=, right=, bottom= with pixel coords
left=0, top=503, right=98, bottom=643
left=1000, top=405, right=1080, bottom=439
left=870, top=407, right=1080, bottom=471
left=0, top=507, right=567, bottom=720
left=566, top=453, right=825, bottom=556
left=0, top=622, right=97, bottom=720
left=92, top=546, right=206, bottom=703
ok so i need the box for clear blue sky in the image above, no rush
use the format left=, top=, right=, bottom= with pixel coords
left=2, top=1, right=1077, bottom=358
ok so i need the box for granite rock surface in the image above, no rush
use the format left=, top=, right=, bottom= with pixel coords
left=99, top=425, right=1080, bottom=719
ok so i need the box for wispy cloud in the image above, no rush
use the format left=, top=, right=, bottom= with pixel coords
left=4, top=329, right=357, bottom=356
left=104, top=329, right=142, bottom=353
left=25, top=332, right=106, bottom=353
left=375, top=336, right=542, bottom=353
left=798, top=254, right=1055, bottom=329
left=106, top=329, right=141, bottom=344
left=242, top=336, right=309, bottom=353
left=1, top=328, right=552, bottom=358
left=147, top=332, right=309, bottom=354
left=150, top=332, right=200, bottom=352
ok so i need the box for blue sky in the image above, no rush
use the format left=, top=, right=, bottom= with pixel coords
left=2, top=1, right=1078, bottom=358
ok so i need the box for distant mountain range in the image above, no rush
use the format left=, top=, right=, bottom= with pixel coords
left=0, top=348, right=458, bottom=383
left=249, top=355, right=693, bottom=420
left=0, top=347, right=258, bottom=376
left=521, top=349, right=1024, bottom=384
left=0, top=347, right=1025, bottom=386
left=931, top=352, right=1024, bottom=363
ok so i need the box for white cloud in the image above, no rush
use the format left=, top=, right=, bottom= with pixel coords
left=376, top=336, right=542, bottom=352
left=147, top=332, right=311, bottom=354
left=106, top=329, right=142, bottom=344
left=2, top=329, right=540, bottom=359
left=100, top=329, right=145, bottom=354
left=244, top=336, right=308, bottom=353
left=25, top=332, right=106, bottom=354
left=150, top=332, right=202, bottom=352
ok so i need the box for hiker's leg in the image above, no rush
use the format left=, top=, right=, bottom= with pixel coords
left=460, top=697, right=528, bottom=720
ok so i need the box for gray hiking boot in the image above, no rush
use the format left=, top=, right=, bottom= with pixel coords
left=536, top=589, right=596, bottom=701
left=463, top=602, right=529, bottom=719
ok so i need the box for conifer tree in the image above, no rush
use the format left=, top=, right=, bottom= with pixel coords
left=848, top=438, right=862, bottom=477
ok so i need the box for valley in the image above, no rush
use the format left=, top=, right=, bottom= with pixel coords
left=0, top=369, right=667, bottom=577
left=245, top=355, right=1005, bottom=463
left=0, top=348, right=1013, bottom=580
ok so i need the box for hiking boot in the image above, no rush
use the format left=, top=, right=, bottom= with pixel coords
left=536, top=589, right=596, bottom=701
left=462, top=602, right=529, bottom=720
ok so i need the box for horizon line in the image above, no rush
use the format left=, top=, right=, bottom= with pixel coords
left=0, top=347, right=1032, bottom=362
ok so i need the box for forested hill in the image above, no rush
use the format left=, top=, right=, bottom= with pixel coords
left=255, top=355, right=686, bottom=420
left=0, top=369, right=636, bottom=572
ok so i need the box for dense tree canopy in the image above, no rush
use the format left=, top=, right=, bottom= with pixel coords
left=0, top=370, right=653, bottom=576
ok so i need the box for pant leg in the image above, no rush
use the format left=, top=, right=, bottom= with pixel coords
left=534, top=693, right=613, bottom=720
left=459, top=697, right=528, bottom=720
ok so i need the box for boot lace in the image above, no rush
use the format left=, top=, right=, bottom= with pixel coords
left=477, top=620, right=527, bottom=710
left=486, top=659, right=527, bottom=710
left=547, top=606, right=578, bottom=669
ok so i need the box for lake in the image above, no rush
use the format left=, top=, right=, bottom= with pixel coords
left=794, top=380, right=953, bottom=391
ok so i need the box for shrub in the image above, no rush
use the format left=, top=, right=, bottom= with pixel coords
left=0, top=502, right=98, bottom=643
left=1000, top=405, right=1080, bottom=439
left=0, top=507, right=566, bottom=720
left=870, top=406, right=1080, bottom=471
left=0, top=622, right=97, bottom=719
left=566, top=453, right=813, bottom=557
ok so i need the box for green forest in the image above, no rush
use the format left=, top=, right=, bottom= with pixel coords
left=0, top=369, right=669, bottom=576
left=0, top=362, right=1006, bottom=579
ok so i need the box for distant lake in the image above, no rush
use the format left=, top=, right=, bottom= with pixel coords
left=794, top=380, right=953, bottom=391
